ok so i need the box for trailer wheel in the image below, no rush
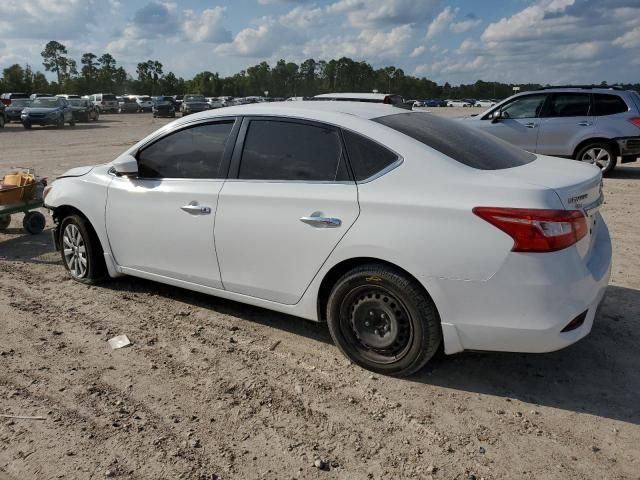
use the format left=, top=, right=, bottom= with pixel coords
left=0, top=214, right=11, bottom=231
left=23, top=211, right=46, bottom=234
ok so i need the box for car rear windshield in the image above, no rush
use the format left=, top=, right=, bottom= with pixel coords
left=103, top=94, right=117, bottom=101
left=374, top=112, right=536, bottom=170
left=31, top=98, right=60, bottom=108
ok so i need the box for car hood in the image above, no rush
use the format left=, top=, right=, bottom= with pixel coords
left=57, top=166, right=94, bottom=179
left=24, top=107, right=60, bottom=114
left=7, top=105, right=27, bottom=111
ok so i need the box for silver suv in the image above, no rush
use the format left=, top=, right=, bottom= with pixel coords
left=464, top=86, right=640, bottom=174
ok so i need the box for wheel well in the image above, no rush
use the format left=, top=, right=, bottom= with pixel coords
left=52, top=205, right=105, bottom=254
left=573, top=138, right=620, bottom=160
left=316, top=257, right=437, bottom=322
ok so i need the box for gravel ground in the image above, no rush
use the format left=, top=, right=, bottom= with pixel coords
left=0, top=110, right=639, bottom=480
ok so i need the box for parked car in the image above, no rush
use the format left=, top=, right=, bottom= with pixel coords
left=152, top=98, right=176, bottom=118
left=0, top=104, right=6, bottom=128
left=118, top=97, right=139, bottom=113
left=474, top=99, right=497, bottom=108
left=315, top=92, right=405, bottom=108
left=1, top=92, right=28, bottom=106
left=44, top=101, right=610, bottom=377
left=88, top=93, right=118, bottom=113
left=29, top=93, right=56, bottom=100
left=446, top=99, right=473, bottom=107
left=422, top=98, right=447, bottom=107
left=180, top=95, right=210, bottom=116
left=68, top=98, right=99, bottom=122
left=206, top=97, right=224, bottom=109
left=173, top=95, right=184, bottom=109
left=135, top=96, right=153, bottom=112
left=21, top=96, right=75, bottom=128
left=464, top=86, right=640, bottom=174
left=4, top=98, right=31, bottom=122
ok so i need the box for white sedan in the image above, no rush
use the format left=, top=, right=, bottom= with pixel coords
left=44, top=102, right=611, bottom=377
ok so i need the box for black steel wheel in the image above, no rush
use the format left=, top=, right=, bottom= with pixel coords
left=327, top=264, right=442, bottom=377
left=23, top=211, right=46, bottom=234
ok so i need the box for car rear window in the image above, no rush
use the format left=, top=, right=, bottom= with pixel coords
left=374, top=112, right=535, bottom=170
left=103, top=94, right=117, bottom=101
left=593, top=94, right=629, bottom=116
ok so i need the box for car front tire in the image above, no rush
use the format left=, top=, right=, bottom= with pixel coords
left=576, top=142, right=617, bottom=175
left=59, top=214, right=107, bottom=284
left=326, top=264, right=442, bottom=377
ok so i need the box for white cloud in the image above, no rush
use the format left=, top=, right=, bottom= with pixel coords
left=328, top=0, right=439, bottom=28
left=450, top=18, right=481, bottom=33
left=281, top=5, right=325, bottom=28
left=426, top=7, right=456, bottom=39
left=410, top=45, right=425, bottom=57
left=183, top=7, right=231, bottom=43
left=613, top=27, right=640, bottom=48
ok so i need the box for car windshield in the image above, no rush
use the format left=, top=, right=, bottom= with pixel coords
left=155, top=100, right=171, bottom=105
left=103, top=94, right=117, bottom=101
left=374, top=112, right=536, bottom=170
left=10, top=99, right=30, bottom=107
left=123, top=98, right=136, bottom=103
left=68, top=99, right=85, bottom=106
left=31, top=98, right=60, bottom=108
left=138, top=97, right=151, bottom=102
left=185, top=96, right=205, bottom=102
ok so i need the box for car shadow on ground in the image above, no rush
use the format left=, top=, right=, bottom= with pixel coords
left=2, top=229, right=638, bottom=424
left=607, top=165, right=640, bottom=179
left=413, top=284, right=640, bottom=425
left=0, top=227, right=58, bottom=265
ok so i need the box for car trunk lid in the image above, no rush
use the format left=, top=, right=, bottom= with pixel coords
left=489, top=154, right=603, bottom=257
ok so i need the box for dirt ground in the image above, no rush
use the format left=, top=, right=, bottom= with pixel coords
left=0, top=111, right=639, bottom=480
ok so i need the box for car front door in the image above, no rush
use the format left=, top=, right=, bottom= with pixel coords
left=214, top=117, right=359, bottom=305
left=536, top=92, right=594, bottom=157
left=474, top=94, right=548, bottom=152
left=105, top=119, right=238, bottom=288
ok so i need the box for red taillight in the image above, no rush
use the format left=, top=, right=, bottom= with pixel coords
left=629, top=117, right=640, bottom=128
left=473, top=207, right=588, bottom=252
left=383, top=95, right=391, bottom=104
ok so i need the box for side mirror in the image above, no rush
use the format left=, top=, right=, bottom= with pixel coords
left=112, top=154, right=138, bottom=177
left=491, top=111, right=502, bottom=123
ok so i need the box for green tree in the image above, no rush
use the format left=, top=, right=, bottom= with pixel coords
left=41, top=41, right=73, bottom=86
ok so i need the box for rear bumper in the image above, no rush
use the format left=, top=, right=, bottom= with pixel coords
left=430, top=213, right=612, bottom=354
left=615, top=137, right=640, bottom=158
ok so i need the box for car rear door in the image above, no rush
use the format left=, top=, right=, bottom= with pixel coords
left=214, top=117, right=359, bottom=305
left=536, top=92, right=594, bottom=157
left=106, top=118, right=239, bottom=288
left=472, top=93, right=547, bottom=152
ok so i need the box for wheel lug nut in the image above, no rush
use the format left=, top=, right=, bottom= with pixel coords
left=369, top=311, right=374, bottom=316
left=364, top=321, right=370, bottom=327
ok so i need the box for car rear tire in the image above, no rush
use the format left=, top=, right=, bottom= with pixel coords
left=59, top=214, right=107, bottom=284
left=23, top=122, right=31, bottom=129
left=0, top=116, right=5, bottom=128
left=326, top=264, right=442, bottom=377
left=69, top=118, right=76, bottom=127
left=56, top=116, right=64, bottom=129
left=23, top=211, right=46, bottom=234
left=576, top=142, right=617, bottom=175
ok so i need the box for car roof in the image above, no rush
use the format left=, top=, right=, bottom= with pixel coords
left=518, top=87, right=630, bottom=95
left=314, top=92, right=397, bottom=100
left=179, top=101, right=402, bottom=121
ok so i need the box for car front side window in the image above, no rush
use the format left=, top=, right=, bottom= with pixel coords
left=137, top=121, right=234, bottom=179
left=238, top=120, right=350, bottom=182
left=493, top=94, right=547, bottom=120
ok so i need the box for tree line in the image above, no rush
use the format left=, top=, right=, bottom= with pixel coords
left=1, top=40, right=638, bottom=100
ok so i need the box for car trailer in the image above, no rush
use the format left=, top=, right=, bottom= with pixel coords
left=0, top=169, right=47, bottom=234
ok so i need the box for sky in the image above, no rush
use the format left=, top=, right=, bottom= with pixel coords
left=0, top=0, right=639, bottom=86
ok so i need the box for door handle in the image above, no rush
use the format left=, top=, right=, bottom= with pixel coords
left=300, top=212, right=342, bottom=228
left=578, top=121, right=592, bottom=126
left=524, top=122, right=538, bottom=128
left=181, top=202, right=211, bottom=215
